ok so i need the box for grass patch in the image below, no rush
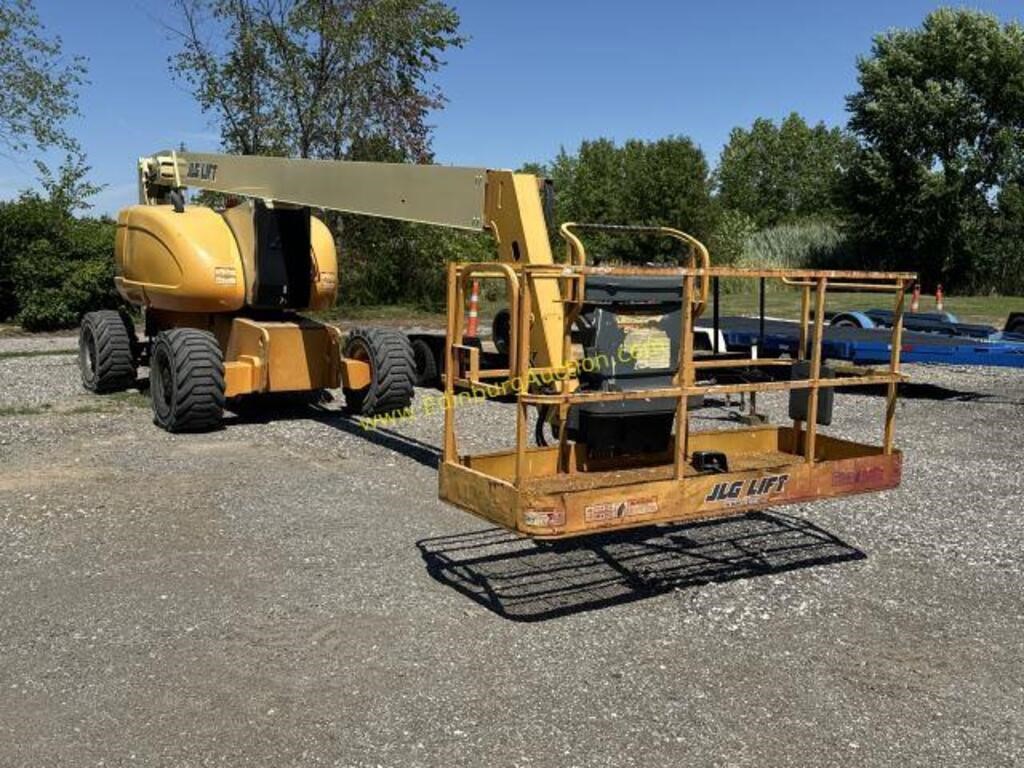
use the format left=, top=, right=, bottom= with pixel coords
left=0, top=348, right=77, bottom=360
left=0, top=391, right=147, bottom=419
left=310, top=303, right=447, bottom=327
left=0, top=403, right=53, bottom=417
left=63, top=403, right=113, bottom=415
left=62, top=391, right=149, bottom=414
left=103, top=390, right=149, bottom=407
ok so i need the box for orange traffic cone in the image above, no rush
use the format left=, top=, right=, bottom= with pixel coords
left=910, top=283, right=921, bottom=312
left=466, top=279, right=480, bottom=337
left=935, top=284, right=944, bottom=312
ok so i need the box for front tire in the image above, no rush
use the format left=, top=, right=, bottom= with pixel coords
left=342, top=328, right=415, bottom=416
left=79, top=310, right=137, bottom=393
left=150, top=328, right=225, bottom=432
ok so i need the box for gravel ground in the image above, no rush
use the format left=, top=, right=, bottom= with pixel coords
left=1, top=335, right=1023, bottom=767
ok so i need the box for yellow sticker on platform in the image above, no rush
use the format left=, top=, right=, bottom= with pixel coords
left=621, top=327, right=671, bottom=370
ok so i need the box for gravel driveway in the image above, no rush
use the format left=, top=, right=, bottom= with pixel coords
left=1, top=332, right=1022, bottom=767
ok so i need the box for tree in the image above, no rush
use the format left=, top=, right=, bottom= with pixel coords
left=0, top=0, right=86, bottom=155
left=843, top=9, right=1024, bottom=290
left=716, top=113, right=856, bottom=228
left=168, top=0, right=469, bottom=308
left=0, top=0, right=97, bottom=323
left=0, top=190, right=118, bottom=329
left=35, top=152, right=103, bottom=213
left=550, top=136, right=714, bottom=263
left=333, top=134, right=490, bottom=308
left=168, top=0, right=464, bottom=161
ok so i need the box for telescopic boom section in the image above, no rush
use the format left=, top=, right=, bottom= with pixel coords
left=139, top=150, right=489, bottom=229
left=138, top=150, right=565, bottom=367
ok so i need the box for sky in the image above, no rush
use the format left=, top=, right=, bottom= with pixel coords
left=2, top=0, right=1021, bottom=215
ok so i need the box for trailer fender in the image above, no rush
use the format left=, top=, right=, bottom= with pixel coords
left=831, top=311, right=874, bottom=329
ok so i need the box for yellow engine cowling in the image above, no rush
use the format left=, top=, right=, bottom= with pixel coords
left=114, top=203, right=339, bottom=313
left=115, top=205, right=246, bottom=313
left=309, top=214, right=338, bottom=310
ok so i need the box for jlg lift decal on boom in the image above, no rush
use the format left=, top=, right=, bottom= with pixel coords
left=186, top=162, right=218, bottom=181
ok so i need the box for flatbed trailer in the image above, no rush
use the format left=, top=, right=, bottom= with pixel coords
left=710, top=315, right=1024, bottom=368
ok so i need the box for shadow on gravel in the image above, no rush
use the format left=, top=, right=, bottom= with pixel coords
left=840, top=381, right=1020, bottom=404
left=417, top=511, right=865, bottom=622
left=319, top=413, right=441, bottom=468
left=220, top=397, right=442, bottom=468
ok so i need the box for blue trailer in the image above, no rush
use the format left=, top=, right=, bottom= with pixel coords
left=707, top=314, right=1024, bottom=369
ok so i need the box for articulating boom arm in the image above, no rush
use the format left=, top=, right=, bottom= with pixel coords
left=138, top=150, right=565, bottom=367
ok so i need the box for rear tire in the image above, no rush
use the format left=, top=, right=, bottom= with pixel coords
left=411, top=337, right=439, bottom=387
left=149, top=328, right=225, bottom=432
left=79, top=310, right=137, bottom=393
left=342, top=328, right=415, bottom=416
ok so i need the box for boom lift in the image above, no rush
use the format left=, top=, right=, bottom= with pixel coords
left=79, top=150, right=912, bottom=538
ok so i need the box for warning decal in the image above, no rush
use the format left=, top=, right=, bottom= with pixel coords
left=621, top=327, right=671, bottom=370
left=584, top=497, right=660, bottom=523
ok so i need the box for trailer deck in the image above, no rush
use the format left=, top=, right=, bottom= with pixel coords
left=710, top=315, right=1024, bottom=368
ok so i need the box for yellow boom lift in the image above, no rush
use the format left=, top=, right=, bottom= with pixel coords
left=79, top=150, right=912, bottom=538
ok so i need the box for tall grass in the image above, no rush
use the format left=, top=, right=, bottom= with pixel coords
left=721, top=220, right=852, bottom=293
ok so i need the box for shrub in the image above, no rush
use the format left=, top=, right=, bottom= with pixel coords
left=337, top=216, right=492, bottom=310
left=706, top=208, right=756, bottom=265
left=0, top=194, right=119, bottom=330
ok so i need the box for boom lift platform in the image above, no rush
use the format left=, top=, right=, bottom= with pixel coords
left=79, top=150, right=911, bottom=538
left=440, top=228, right=912, bottom=538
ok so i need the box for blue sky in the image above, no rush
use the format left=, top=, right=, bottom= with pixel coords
left=3, top=0, right=1021, bottom=215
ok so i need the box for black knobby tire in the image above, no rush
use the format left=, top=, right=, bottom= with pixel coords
left=79, top=310, right=137, bottom=393
left=149, top=328, right=225, bottom=432
left=410, top=337, right=439, bottom=388
left=343, top=328, right=415, bottom=416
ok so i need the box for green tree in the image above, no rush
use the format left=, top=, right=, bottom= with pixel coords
left=717, top=113, right=856, bottom=228
left=35, top=152, right=103, bottom=213
left=550, top=136, right=714, bottom=263
left=335, top=134, right=490, bottom=307
left=843, top=8, right=1024, bottom=290
left=0, top=0, right=85, bottom=155
left=169, top=0, right=464, bottom=161
left=169, top=0, right=470, bottom=308
left=1, top=0, right=100, bottom=324
left=0, top=191, right=118, bottom=329
left=973, top=182, right=1024, bottom=294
